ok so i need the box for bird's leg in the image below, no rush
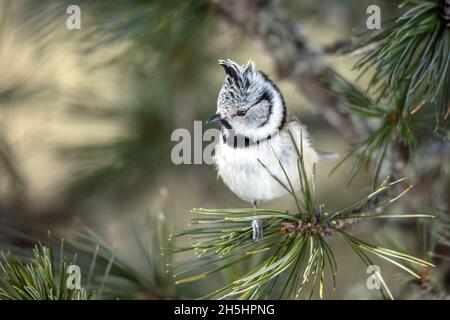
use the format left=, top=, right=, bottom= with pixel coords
left=251, top=201, right=263, bottom=241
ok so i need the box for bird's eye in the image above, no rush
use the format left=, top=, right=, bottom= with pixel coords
left=236, top=110, right=247, bottom=116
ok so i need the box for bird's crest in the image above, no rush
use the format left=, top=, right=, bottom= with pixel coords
left=218, top=59, right=257, bottom=90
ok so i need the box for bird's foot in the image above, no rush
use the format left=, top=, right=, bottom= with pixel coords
left=251, top=218, right=263, bottom=241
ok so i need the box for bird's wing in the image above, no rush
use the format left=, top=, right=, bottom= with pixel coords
left=285, top=112, right=339, bottom=160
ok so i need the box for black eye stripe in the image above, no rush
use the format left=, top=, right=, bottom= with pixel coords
left=232, top=91, right=273, bottom=117
left=252, top=97, right=264, bottom=107
left=252, top=91, right=272, bottom=106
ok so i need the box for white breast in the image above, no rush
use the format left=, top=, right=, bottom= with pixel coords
left=213, top=121, right=318, bottom=205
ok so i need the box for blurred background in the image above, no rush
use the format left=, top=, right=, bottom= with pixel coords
left=0, top=0, right=448, bottom=299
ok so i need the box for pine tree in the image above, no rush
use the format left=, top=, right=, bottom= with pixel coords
left=0, top=0, right=449, bottom=300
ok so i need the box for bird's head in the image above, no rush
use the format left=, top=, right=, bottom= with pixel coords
left=207, top=59, right=286, bottom=142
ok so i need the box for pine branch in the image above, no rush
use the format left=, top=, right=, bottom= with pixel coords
left=0, top=235, right=94, bottom=300
left=346, top=0, right=450, bottom=123
left=174, top=132, right=434, bottom=300
left=377, top=210, right=450, bottom=300
left=0, top=212, right=176, bottom=300
left=330, top=88, right=424, bottom=189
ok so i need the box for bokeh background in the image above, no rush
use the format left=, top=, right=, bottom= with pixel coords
left=0, top=0, right=448, bottom=299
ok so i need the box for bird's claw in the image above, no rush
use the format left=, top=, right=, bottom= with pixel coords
left=252, top=219, right=263, bottom=241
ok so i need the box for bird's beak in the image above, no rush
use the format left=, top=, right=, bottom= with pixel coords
left=206, top=113, right=222, bottom=124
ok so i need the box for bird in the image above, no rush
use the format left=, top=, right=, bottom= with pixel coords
left=207, top=59, right=321, bottom=241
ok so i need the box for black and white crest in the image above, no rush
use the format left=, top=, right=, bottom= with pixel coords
left=216, top=59, right=286, bottom=143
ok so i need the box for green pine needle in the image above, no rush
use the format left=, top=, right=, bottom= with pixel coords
left=346, top=0, right=450, bottom=121
left=174, top=132, right=434, bottom=300
left=331, top=90, right=423, bottom=188
left=0, top=238, right=93, bottom=300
